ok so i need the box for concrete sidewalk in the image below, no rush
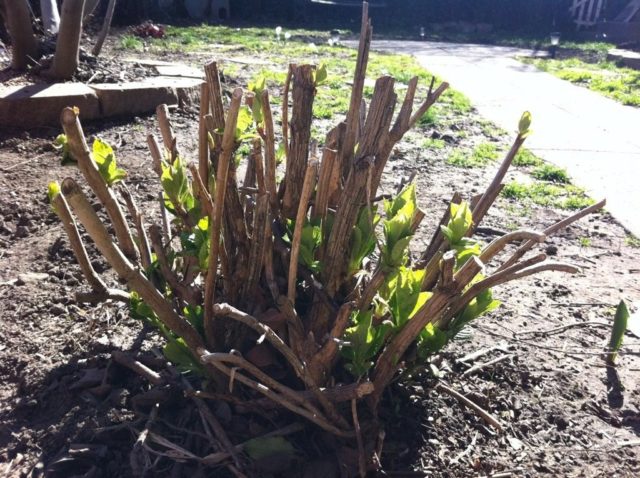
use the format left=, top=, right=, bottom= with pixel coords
left=371, top=40, right=640, bottom=237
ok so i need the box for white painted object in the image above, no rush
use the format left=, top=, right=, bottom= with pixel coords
left=570, top=0, right=605, bottom=28
left=40, top=0, right=60, bottom=35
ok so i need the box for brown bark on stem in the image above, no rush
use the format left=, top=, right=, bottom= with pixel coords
left=198, top=82, right=211, bottom=182
left=261, top=89, right=279, bottom=215
left=338, top=3, right=372, bottom=182
left=287, top=159, right=318, bottom=303
left=147, top=134, right=163, bottom=176
left=282, top=65, right=316, bottom=219
left=61, top=178, right=205, bottom=353
left=60, top=107, right=138, bottom=261
left=204, top=88, right=243, bottom=349
left=52, top=192, right=108, bottom=295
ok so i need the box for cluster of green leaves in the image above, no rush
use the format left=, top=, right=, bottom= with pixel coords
left=54, top=135, right=127, bottom=186
left=342, top=267, right=430, bottom=377
left=283, top=217, right=324, bottom=274
left=341, top=198, right=502, bottom=378
left=381, top=184, right=417, bottom=270
left=180, top=216, right=210, bottom=272
left=130, top=292, right=205, bottom=375
left=418, top=203, right=499, bottom=358
left=440, top=202, right=481, bottom=265
left=348, top=207, right=379, bottom=276
left=161, top=157, right=197, bottom=217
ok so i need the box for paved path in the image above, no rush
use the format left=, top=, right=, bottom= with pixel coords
left=371, top=40, right=640, bottom=237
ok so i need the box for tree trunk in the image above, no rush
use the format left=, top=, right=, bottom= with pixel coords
left=49, top=0, right=86, bottom=80
left=83, top=0, right=101, bottom=23
left=40, top=0, right=60, bottom=34
left=92, top=0, right=116, bottom=57
left=1, top=0, right=38, bottom=70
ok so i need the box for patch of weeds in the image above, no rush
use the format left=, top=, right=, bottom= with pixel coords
left=531, top=164, right=570, bottom=183
left=479, top=120, right=506, bottom=138
left=120, top=35, right=143, bottom=51
left=422, top=138, right=445, bottom=149
left=504, top=203, right=532, bottom=218
left=522, top=57, right=640, bottom=107
left=367, top=52, right=431, bottom=84
left=314, top=102, right=335, bottom=120
left=441, top=89, right=472, bottom=114
left=236, top=143, right=251, bottom=165
left=418, top=106, right=439, bottom=126
left=512, top=148, right=543, bottom=167
left=625, top=234, right=640, bottom=248
left=502, top=181, right=594, bottom=210
left=447, top=142, right=499, bottom=168
left=505, top=221, right=520, bottom=231
left=579, top=236, right=592, bottom=248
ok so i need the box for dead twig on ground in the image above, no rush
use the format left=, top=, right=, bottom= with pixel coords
left=436, top=382, right=503, bottom=432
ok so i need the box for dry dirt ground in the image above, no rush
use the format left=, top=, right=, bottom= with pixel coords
left=0, top=32, right=639, bottom=478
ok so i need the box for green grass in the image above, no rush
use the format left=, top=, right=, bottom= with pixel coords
left=579, top=236, right=592, bottom=248
left=135, top=24, right=476, bottom=134
left=522, top=57, right=640, bottom=107
left=120, top=35, right=144, bottom=51
left=447, top=142, right=499, bottom=168
left=479, top=119, right=506, bottom=138
left=502, top=181, right=593, bottom=210
left=422, top=138, right=446, bottom=149
left=512, top=148, right=543, bottom=167
left=418, top=107, right=440, bottom=126
left=531, top=164, right=570, bottom=184
left=625, top=235, right=640, bottom=248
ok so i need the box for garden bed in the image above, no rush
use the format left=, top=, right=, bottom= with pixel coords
left=0, top=25, right=639, bottom=477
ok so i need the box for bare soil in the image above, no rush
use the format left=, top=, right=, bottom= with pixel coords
left=0, top=33, right=639, bottom=478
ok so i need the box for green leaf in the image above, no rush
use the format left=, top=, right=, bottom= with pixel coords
left=417, top=323, right=448, bottom=359
left=348, top=206, right=379, bottom=275
left=48, top=181, right=61, bottom=204
left=389, top=236, right=411, bottom=268
left=235, top=106, right=255, bottom=140
left=163, top=338, right=202, bottom=374
left=92, top=138, right=127, bottom=186
left=342, top=311, right=386, bottom=378
left=53, top=133, right=75, bottom=165
left=446, top=201, right=473, bottom=245
left=245, top=436, right=295, bottom=461
left=456, top=288, right=501, bottom=327
left=161, top=157, right=196, bottom=216
left=276, top=142, right=286, bottom=165
left=384, top=183, right=416, bottom=218
left=607, top=300, right=629, bottom=364
left=518, top=111, right=532, bottom=136
left=315, top=63, right=328, bottom=85
left=388, top=267, right=427, bottom=329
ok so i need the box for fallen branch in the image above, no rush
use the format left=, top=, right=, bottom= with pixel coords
left=435, top=382, right=503, bottom=432
left=462, top=354, right=513, bottom=376
left=112, top=350, right=163, bottom=385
